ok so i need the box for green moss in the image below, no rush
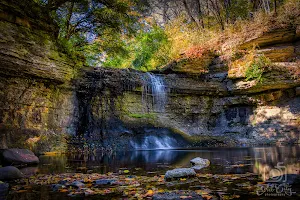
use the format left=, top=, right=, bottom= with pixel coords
left=128, top=113, right=156, bottom=119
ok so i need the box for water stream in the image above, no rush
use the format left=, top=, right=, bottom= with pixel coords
left=142, top=72, right=167, bottom=112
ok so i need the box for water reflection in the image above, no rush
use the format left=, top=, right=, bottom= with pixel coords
left=37, top=146, right=300, bottom=180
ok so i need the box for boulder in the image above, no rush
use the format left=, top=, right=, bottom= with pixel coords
left=0, top=166, right=24, bottom=180
left=153, top=191, right=203, bottom=200
left=165, top=168, right=196, bottom=181
left=0, top=182, right=9, bottom=200
left=190, top=157, right=210, bottom=170
left=1, top=149, right=39, bottom=165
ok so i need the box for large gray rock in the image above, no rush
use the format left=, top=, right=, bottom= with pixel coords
left=190, top=157, right=210, bottom=170
left=165, top=168, right=196, bottom=181
left=0, top=166, right=24, bottom=180
left=1, top=149, right=39, bottom=165
left=153, top=191, right=203, bottom=200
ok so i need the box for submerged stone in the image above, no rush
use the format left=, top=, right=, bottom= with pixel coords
left=190, top=157, right=210, bottom=170
left=1, top=149, right=39, bottom=165
left=0, top=166, right=24, bottom=180
left=70, top=181, right=85, bottom=188
left=165, top=168, right=196, bottom=181
left=94, top=179, right=117, bottom=186
left=153, top=191, right=203, bottom=200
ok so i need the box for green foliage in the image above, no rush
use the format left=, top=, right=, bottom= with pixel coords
left=226, top=0, right=250, bottom=21
left=103, top=25, right=169, bottom=70
left=44, top=0, right=145, bottom=67
left=245, top=55, right=271, bottom=83
left=131, top=26, right=169, bottom=70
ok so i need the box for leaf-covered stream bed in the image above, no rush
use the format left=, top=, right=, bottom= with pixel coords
left=5, top=170, right=269, bottom=199
left=5, top=146, right=300, bottom=199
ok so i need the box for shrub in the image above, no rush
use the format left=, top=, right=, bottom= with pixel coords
left=245, top=55, right=271, bottom=82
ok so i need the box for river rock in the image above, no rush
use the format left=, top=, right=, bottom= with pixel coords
left=94, top=179, right=117, bottom=186
left=1, top=149, right=39, bottom=165
left=51, top=184, right=66, bottom=191
left=153, top=191, right=203, bottom=200
left=0, top=182, right=9, bottom=199
left=70, top=181, right=85, bottom=188
left=0, top=166, right=24, bottom=180
left=165, top=168, right=196, bottom=181
left=190, top=157, right=210, bottom=170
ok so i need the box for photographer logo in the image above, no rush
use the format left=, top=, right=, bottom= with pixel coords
left=256, top=162, right=296, bottom=197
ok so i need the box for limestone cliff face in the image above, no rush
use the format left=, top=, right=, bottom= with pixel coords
left=0, top=0, right=77, bottom=152
left=77, top=28, right=300, bottom=148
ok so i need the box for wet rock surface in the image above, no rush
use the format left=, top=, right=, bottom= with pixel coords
left=165, top=168, right=196, bottom=181
left=190, top=157, right=210, bottom=170
left=1, top=149, right=39, bottom=165
left=69, top=181, right=85, bottom=188
left=94, top=179, right=117, bottom=186
left=0, top=166, right=24, bottom=180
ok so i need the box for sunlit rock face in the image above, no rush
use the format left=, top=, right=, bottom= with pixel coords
left=0, top=0, right=77, bottom=152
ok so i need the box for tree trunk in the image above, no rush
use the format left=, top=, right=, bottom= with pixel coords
left=195, top=0, right=205, bottom=28
left=182, top=0, right=201, bottom=28
left=65, top=1, right=75, bottom=40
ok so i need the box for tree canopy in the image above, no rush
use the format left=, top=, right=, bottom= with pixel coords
left=34, top=0, right=298, bottom=70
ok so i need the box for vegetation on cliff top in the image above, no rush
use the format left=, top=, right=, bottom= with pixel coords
left=32, top=0, right=299, bottom=72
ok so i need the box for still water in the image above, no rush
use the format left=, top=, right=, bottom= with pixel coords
left=27, top=146, right=300, bottom=181
left=6, top=146, right=300, bottom=200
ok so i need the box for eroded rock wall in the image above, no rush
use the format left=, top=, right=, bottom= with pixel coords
left=77, top=28, right=300, bottom=148
left=0, top=0, right=77, bottom=152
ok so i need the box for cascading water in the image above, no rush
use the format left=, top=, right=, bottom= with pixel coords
left=142, top=72, right=167, bottom=112
left=129, top=73, right=185, bottom=150
left=130, top=135, right=179, bottom=150
left=130, top=128, right=187, bottom=150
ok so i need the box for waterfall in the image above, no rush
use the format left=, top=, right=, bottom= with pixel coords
left=142, top=72, right=167, bottom=112
left=130, top=135, right=178, bottom=150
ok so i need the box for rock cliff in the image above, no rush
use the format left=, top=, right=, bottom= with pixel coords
left=76, top=28, right=300, bottom=149
left=0, top=0, right=77, bottom=152
left=0, top=0, right=299, bottom=152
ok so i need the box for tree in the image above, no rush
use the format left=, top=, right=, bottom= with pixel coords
left=35, top=0, right=146, bottom=66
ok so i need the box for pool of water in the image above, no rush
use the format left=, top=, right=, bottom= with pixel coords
left=21, top=146, right=300, bottom=180
left=7, top=146, right=300, bottom=200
